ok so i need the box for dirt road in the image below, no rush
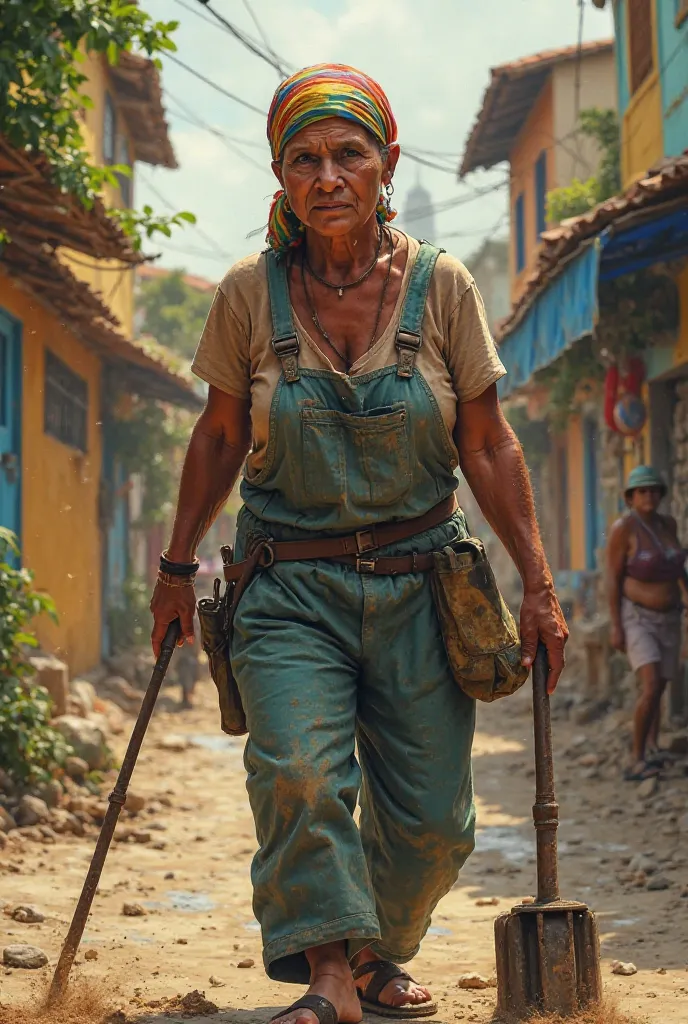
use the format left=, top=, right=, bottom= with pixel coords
left=1, top=674, right=687, bottom=1023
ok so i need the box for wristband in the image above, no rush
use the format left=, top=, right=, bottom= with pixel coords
left=160, top=550, right=200, bottom=576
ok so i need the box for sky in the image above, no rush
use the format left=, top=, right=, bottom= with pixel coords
left=136, top=0, right=614, bottom=284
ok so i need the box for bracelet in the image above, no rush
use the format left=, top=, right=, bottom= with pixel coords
left=160, top=550, right=200, bottom=576
left=157, top=570, right=196, bottom=588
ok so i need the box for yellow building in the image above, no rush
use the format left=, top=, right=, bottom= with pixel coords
left=0, top=56, right=198, bottom=675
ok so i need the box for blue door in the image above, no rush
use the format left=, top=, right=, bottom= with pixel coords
left=0, top=309, right=22, bottom=547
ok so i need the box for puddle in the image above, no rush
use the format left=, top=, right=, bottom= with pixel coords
left=427, top=925, right=451, bottom=936
left=125, top=932, right=155, bottom=945
left=243, top=920, right=261, bottom=932
left=191, top=734, right=242, bottom=753
left=475, top=826, right=531, bottom=862
left=165, top=890, right=216, bottom=912
left=611, top=918, right=641, bottom=928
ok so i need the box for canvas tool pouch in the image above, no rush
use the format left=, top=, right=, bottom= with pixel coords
left=431, top=538, right=528, bottom=702
left=197, top=552, right=247, bottom=736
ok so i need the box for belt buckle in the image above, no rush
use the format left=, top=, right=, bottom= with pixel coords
left=356, top=557, right=377, bottom=574
left=355, top=529, right=377, bottom=554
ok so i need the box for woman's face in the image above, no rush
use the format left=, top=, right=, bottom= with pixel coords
left=628, top=486, right=663, bottom=514
left=273, top=117, right=399, bottom=238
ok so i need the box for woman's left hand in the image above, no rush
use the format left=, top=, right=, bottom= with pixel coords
left=519, top=584, right=569, bottom=694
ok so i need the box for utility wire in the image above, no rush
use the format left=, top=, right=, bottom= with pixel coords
left=138, top=170, right=234, bottom=261
left=166, top=94, right=272, bottom=175
left=165, top=52, right=267, bottom=116
left=188, top=0, right=292, bottom=77
left=166, top=99, right=268, bottom=150
left=240, top=0, right=286, bottom=77
left=403, top=179, right=510, bottom=224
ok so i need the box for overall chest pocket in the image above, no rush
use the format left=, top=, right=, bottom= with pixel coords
left=301, top=404, right=412, bottom=507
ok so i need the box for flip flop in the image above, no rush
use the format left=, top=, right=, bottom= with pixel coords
left=271, top=995, right=338, bottom=1024
left=353, top=960, right=438, bottom=1019
left=623, top=761, right=661, bottom=782
left=645, top=749, right=677, bottom=767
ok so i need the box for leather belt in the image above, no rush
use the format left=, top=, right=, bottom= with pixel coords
left=223, top=495, right=456, bottom=582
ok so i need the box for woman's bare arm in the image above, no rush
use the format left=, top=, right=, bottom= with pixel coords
left=455, top=384, right=568, bottom=693
left=150, top=385, right=251, bottom=655
left=606, top=519, right=628, bottom=649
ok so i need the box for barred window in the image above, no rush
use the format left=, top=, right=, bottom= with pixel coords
left=44, top=350, right=88, bottom=452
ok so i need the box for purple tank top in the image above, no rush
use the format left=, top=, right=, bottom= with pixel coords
left=625, top=513, right=687, bottom=584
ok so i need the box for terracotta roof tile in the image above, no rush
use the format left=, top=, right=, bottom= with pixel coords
left=459, top=39, right=614, bottom=176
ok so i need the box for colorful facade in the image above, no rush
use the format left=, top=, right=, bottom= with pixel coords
left=0, top=56, right=197, bottom=675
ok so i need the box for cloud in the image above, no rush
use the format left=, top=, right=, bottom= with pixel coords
left=138, top=0, right=613, bottom=282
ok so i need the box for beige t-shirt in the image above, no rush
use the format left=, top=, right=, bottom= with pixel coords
left=192, top=233, right=506, bottom=479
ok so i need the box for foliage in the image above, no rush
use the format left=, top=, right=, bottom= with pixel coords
left=114, top=207, right=197, bottom=254
left=538, top=335, right=600, bottom=431
left=0, top=0, right=194, bottom=247
left=111, top=397, right=192, bottom=526
left=137, top=270, right=214, bottom=359
left=0, top=530, right=71, bottom=785
left=108, top=576, right=150, bottom=651
left=547, top=108, right=621, bottom=225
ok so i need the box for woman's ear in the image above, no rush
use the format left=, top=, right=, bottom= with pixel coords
left=272, top=160, right=285, bottom=188
left=381, top=143, right=401, bottom=187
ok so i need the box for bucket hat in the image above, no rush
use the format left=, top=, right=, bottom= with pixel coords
left=624, top=465, right=667, bottom=498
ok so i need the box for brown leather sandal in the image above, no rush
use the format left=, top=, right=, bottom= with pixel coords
left=271, top=995, right=338, bottom=1024
left=353, top=960, right=438, bottom=1019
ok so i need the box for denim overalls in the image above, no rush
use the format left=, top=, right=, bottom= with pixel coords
left=231, top=243, right=476, bottom=983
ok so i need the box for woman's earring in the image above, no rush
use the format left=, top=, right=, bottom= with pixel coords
left=283, top=194, right=291, bottom=213
left=384, top=182, right=395, bottom=217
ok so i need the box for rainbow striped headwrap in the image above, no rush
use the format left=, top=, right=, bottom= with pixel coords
left=266, top=63, right=398, bottom=253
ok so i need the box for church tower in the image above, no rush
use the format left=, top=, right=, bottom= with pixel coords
left=399, top=172, right=436, bottom=243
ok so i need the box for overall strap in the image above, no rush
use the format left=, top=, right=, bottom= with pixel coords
left=396, top=240, right=445, bottom=377
left=266, top=251, right=300, bottom=383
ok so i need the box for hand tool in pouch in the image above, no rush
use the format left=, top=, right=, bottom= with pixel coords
left=494, top=643, right=602, bottom=1017
left=48, top=619, right=180, bottom=1004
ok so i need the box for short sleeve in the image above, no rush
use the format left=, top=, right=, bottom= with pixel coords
left=445, top=282, right=506, bottom=402
left=191, top=288, right=251, bottom=400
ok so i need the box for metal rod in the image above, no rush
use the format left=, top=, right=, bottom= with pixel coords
left=48, top=620, right=180, bottom=1004
left=531, top=642, right=560, bottom=904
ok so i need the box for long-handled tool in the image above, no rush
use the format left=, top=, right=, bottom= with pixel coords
left=494, top=643, right=602, bottom=1018
left=48, top=619, right=180, bottom=1005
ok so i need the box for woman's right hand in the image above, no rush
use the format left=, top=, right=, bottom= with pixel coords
left=611, top=623, right=626, bottom=652
left=150, top=580, right=197, bottom=658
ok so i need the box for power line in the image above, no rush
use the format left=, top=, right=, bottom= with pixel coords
left=185, top=0, right=292, bottom=78
left=240, top=0, right=286, bottom=77
left=401, top=148, right=461, bottom=175
left=166, top=99, right=267, bottom=150
left=164, top=52, right=267, bottom=116
left=441, top=212, right=508, bottom=241
left=403, top=179, right=509, bottom=224
left=165, top=92, right=272, bottom=175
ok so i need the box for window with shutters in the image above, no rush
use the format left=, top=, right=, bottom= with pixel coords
left=627, top=0, right=654, bottom=94
left=534, top=152, right=547, bottom=238
left=103, top=92, right=116, bottom=164
left=44, top=350, right=88, bottom=452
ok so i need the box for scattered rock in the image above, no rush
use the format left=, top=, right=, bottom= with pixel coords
left=28, top=655, right=69, bottom=716
left=3, top=944, right=49, bottom=969
left=209, top=976, right=225, bottom=987
left=475, top=897, right=499, bottom=906
left=647, top=875, right=671, bottom=891
left=70, top=679, right=96, bottom=715
left=578, top=752, right=600, bottom=767
left=121, top=903, right=147, bottom=917
left=124, top=792, right=146, bottom=814
left=15, top=795, right=50, bottom=828
left=175, top=938, right=188, bottom=945
left=164, top=872, right=175, bottom=880
left=458, top=973, right=490, bottom=990
left=102, top=677, right=141, bottom=713
left=38, top=825, right=58, bottom=843
left=84, top=949, right=99, bottom=961
left=628, top=854, right=656, bottom=875
left=0, top=806, right=17, bottom=833
left=680, top=885, right=688, bottom=898
left=173, top=991, right=218, bottom=1016
left=656, top=967, right=667, bottom=974
left=237, top=958, right=255, bottom=968
left=64, top=756, right=89, bottom=780
left=52, top=715, right=109, bottom=770
left=611, top=961, right=638, bottom=976
left=49, top=808, right=84, bottom=836
left=11, top=905, right=45, bottom=924
left=36, top=779, right=63, bottom=809
left=667, top=734, right=688, bottom=755
left=156, top=735, right=189, bottom=752
left=99, top=699, right=126, bottom=735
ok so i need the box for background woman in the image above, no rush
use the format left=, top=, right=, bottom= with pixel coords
left=151, top=63, right=567, bottom=1024
left=607, top=465, right=687, bottom=781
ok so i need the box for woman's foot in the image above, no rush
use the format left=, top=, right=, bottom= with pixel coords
left=271, top=943, right=362, bottom=1024
left=623, top=759, right=661, bottom=782
left=351, top=950, right=433, bottom=1010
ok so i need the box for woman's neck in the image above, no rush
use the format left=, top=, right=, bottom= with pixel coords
left=304, top=217, right=383, bottom=279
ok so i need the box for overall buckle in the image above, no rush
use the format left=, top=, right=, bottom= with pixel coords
left=356, top=557, right=377, bottom=574
left=355, top=529, right=377, bottom=554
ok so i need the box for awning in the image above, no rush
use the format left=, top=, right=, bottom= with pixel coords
left=599, top=206, right=688, bottom=280
left=497, top=242, right=600, bottom=399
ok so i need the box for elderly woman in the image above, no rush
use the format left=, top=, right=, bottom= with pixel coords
left=607, top=465, right=687, bottom=782
left=151, top=64, right=566, bottom=1024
